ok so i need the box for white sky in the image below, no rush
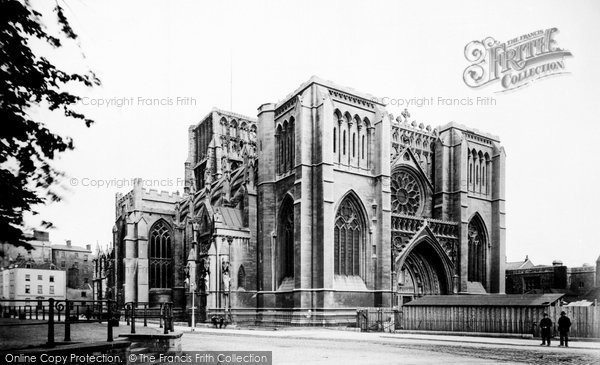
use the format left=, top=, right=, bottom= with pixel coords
left=24, top=0, right=600, bottom=267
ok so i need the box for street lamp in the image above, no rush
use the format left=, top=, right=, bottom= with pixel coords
left=186, top=263, right=197, bottom=331
left=190, top=280, right=196, bottom=331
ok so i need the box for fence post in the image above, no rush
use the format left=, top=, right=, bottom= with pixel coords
left=170, top=304, right=174, bottom=332
left=130, top=303, right=136, bottom=334
left=98, top=301, right=103, bottom=323
left=163, top=304, right=169, bottom=334
left=107, top=301, right=113, bottom=342
left=159, top=303, right=163, bottom=329
left=64, top=300, right=71, bottom=342
left=47, top=299, right=55, bottom=347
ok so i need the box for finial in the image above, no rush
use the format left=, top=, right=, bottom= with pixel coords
left=401, top=108, right=410, bottom=120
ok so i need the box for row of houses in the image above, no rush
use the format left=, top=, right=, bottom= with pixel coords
left=0, top=230, right=95, bottom=303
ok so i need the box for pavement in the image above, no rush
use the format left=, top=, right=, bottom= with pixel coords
left=0, top=318, right=163, bottom=350
left=176, top=325, right=600, bottom=365
left=174, top=323, right=600, bottom=351
left=1, top=318, right=599, bottom=364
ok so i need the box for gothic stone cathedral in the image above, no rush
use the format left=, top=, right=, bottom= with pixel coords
left=95, top=77, right=506, bottom=325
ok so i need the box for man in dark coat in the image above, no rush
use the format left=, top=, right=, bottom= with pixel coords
left=539, top=312, right=553, bottom=346
left=558, top=311, right=572, bottom=347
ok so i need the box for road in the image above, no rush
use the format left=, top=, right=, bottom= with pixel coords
left=180, top=327, right=600, bottom=365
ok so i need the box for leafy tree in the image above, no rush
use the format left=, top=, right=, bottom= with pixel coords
left=0, top=0, right=100, bottom=251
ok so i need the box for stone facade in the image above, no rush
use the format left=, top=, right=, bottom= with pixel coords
left=98, top=77, right=507, bottom=325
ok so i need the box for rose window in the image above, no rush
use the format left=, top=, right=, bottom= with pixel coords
left=391, top=170, right=422, bottom=215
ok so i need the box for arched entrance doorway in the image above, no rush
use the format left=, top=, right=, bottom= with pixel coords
left=395, top=238, right=453, bottom=306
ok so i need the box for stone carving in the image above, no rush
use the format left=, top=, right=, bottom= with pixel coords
left=221, top=257, right=230, bottom=293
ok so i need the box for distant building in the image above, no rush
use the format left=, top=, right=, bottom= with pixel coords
left=0, top=230, right=52, bottom=268
left=505, top=255, right=534, bottom=271
left=0, top=261, right=66, bottom=305
left=50, top=240, right=94, bottom=292
left=505, top=256, right=599, bottom=302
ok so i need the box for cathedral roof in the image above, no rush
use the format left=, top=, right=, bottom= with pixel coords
left=214, top=206, right=244, bottom=229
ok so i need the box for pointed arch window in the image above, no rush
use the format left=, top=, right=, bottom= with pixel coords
left=333, top=127, right=337, bottom=153
left=469, top=163, right=473, bottom=184
left=468, top=216, right=487, bottom=285
left=334, top=195, right=366, bottom=277
left=237, top=265, right=246, bottom=289
left=361, top=135, right=365, bottom=159
left=278, top=196, right=294, bottom=285
left=149, top=220, right=173, bottom=289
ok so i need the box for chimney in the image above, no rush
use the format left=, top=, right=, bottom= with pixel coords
left=552, top=260, right=563, bottom=266
left=86, top=244, right=91, bottom=251
left=66, top=240, right=72, bottom=247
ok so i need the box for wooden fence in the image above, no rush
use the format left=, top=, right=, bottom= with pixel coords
left=398, top=304, right=600, bottom=338
left=555, top=305, right=600, bottom=338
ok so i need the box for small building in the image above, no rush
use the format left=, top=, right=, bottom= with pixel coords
left=66, top=283, right=93, bottom=301
left=0, top=261, right=66, bottom=306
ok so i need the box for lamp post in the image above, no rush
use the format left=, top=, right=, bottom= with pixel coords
left=222, top=236, right=233, bottom=322
left=190, top=280, right=196, bottom=331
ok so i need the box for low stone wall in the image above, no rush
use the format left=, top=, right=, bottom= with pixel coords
left=206, top=308, right=358, bottom=326
left=119, top=332, right=182, bottom=354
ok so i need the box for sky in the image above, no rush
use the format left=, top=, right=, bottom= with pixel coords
left=23, top=0, right=600, bottom=267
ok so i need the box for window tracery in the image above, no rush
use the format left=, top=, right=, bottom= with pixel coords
left=391, top=169, right=423, bottom=216
left=149, top=220, right=173, bottom=289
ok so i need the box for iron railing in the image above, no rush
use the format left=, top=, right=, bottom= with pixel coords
left=0, top=299, right=118, bottom=346
left=124, top=302, right=174, bottom=334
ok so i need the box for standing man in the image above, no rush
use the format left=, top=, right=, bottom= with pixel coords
left=558, top=311, right=572, bottom=347
left=539, top=312, right=553, bottom=346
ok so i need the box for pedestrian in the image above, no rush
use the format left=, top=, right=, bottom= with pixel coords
left=558, top=311, right=571, bottom=347
left=539, top=312, right=553, bottom=346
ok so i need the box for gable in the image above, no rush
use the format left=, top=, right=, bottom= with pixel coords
left=391, top=146, right=433, bottom=191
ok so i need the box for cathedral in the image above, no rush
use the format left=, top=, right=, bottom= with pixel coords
left=93, top=77, right=506, bottom=325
